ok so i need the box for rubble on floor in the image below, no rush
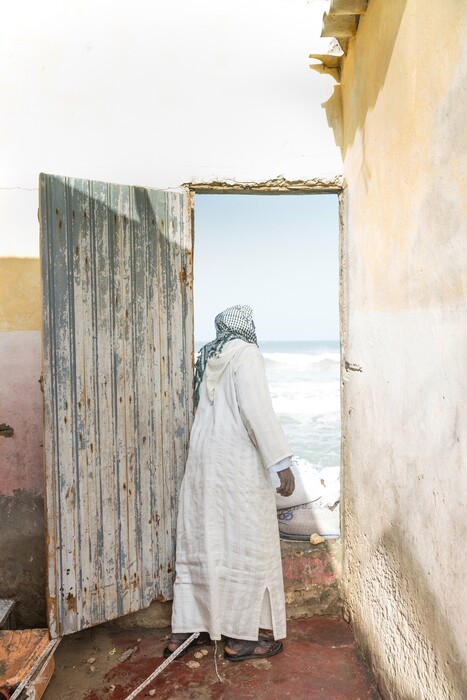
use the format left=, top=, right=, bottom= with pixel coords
left=42, top=616, right=381, bottom=700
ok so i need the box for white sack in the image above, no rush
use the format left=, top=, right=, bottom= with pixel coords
left=271, top=455, right=324, bottom=509
left=316, top=466, right=340, bottom=508
left=275, top=461, right=341, bottom=539
left=277, top=500, right=340, bottom=539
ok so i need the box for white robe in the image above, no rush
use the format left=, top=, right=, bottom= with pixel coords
left=171, top=340, right=292, bottom=641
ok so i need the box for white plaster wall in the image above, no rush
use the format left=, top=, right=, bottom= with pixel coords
left=0, top=0, right=341, bottom=257
left=339, top=0, right=467, bottom=697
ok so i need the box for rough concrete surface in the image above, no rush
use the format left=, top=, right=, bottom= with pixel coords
left=43, top=617, right=381, bottom=699
left=0, top=490, right=46, bottom=628
left=105, top=601, right=172, bottom=630
left=281, top=539, right=342, bottom=618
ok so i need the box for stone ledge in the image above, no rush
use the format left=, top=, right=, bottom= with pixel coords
left=281, top=538, right=342, bottom=618
left=104, top=600, right=172, bottom=630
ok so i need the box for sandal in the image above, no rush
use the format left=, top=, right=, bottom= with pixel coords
left=163, top=632, right=211, bottom=659
left=224, top=638, right=283, bottom=662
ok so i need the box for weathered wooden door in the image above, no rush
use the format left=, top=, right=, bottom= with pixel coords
left=40, top=174, right=193, bottom=637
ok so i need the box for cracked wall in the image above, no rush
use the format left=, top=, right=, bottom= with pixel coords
left=339, top=1, right=467, bottom=698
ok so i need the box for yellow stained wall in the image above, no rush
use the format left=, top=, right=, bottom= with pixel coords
left=341, top=0, right=467, bottom=312
left=339, top=1, right=467, bottom=699
left=0, top=258, right=41, bottom=332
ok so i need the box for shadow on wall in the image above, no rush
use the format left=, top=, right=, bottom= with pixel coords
left=348, top=520, right=466, bottom=700
left=321, top=84, right=343, bottom=151
left=321, top=0, right=408, bottom=157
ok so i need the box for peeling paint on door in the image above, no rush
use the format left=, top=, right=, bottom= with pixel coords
left=40, top=174, right=193, bottom=637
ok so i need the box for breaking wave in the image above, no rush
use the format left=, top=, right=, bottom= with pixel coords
left=262, top=341, right=341, bottom=469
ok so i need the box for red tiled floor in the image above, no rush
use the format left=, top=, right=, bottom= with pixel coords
left=43, top=617, right=381, bottom=699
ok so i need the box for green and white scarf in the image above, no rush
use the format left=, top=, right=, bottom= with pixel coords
left=194, top=305, right=258, bottom=406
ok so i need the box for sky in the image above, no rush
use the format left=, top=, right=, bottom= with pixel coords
left=194, top=193, right=339, bottom=342
left=1, top=0, right=340, bottom=258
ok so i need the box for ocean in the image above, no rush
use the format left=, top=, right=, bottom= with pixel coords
left=195, top=340, right=341, bottom=471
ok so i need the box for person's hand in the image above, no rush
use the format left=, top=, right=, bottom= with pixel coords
left=276, top=467, right=295, bottom=497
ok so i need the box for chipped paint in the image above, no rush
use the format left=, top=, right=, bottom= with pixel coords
left=40, top=174, right=193, bottom=638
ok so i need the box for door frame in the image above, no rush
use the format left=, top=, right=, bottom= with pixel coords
left=187, top=176, right=347, bottom=541
left=40, top=174, right=346, bottom=636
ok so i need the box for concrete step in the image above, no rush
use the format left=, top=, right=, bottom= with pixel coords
left=281, top=538, right=342, bottom=619
left=108, top=538, right=343, bottom=631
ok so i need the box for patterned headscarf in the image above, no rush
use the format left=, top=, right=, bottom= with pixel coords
left=194, top=305, right=258, bottom=406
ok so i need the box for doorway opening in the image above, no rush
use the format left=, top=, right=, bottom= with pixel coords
left=193, top=191, right=341, bottom=538
left=39, top=173, right=343, bottom=638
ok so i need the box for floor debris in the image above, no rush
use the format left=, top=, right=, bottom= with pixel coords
left=42, top=618, right=381, bottom=699
left=310, top=532, right=325, bottom=545
left=117, top=647, right=137, bottom=663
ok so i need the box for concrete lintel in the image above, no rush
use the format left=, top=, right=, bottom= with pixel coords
left=187, top=176, right=343, bottom=194
left=329, top=0, right=367, bottom=15
left=321, top=12, right=358, bottom=38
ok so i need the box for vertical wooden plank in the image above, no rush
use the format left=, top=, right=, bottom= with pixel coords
left=132, top=187, right=152, bottom=603
left=167, top=191, right=192, bottom=587
left=80, top=178, right=110, bottom=626
left=163, top=192, right=176, bottom=596
left=41, top=176, right=79, bottom=635
left=146, top=189, right=164, bottom=597
left=40, top=174, right=58, bottom=638
left=155, top=190, right=171, bottom=598
left=40, top=174, right=193, bottom=636
left=68, top=178, right=88, bottom=632
left=121, top=186, right=137, bottom=614
left=88, top=178, right=114, bottom=624
left=93, top=180, right=120, bottom=624
left=109, top=182, right=130, bottom=618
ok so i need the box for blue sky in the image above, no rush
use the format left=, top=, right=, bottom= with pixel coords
left=194, top=193, right=339, bottom=342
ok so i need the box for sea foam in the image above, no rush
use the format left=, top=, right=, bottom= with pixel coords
left=262, top=341, right=341, bottom=469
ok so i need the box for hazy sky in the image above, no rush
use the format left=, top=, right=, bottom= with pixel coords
left=194, top=194, right=339, bottom=342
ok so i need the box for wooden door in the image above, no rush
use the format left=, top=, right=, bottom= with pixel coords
left=40, top=174, right=193, bottom=637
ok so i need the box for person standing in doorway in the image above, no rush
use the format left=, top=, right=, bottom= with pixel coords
left=165, top=305, right=295, bottom=661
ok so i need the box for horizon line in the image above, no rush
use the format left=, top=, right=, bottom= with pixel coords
left=194, top=338, right=341, bottom=343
